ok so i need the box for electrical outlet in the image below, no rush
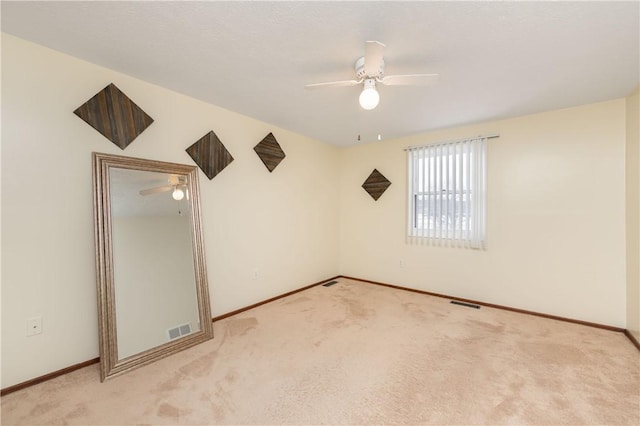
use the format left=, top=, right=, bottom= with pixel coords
left=252, top=271, right=259, bottom=280
left=399, top=260, right=405, bottom=268
left=27, top=316, right=42, bottom=336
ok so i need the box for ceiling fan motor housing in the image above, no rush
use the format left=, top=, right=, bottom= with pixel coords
left=355, top=56, right=384, bottom=79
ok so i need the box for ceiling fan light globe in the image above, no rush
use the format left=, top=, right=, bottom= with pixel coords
left=172, top=187, right=185, bottom=201
left=359, top=87, right=380, bottom=110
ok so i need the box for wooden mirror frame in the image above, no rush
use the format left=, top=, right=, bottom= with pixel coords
left=92, top=152, right=213, bottom=381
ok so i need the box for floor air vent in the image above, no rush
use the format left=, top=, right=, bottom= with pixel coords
left=322, top=280, right=339, bottom=287
left=450, top=300, right=480, bottom=309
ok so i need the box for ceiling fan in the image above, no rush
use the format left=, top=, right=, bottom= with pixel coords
left=139, top=175, right=188, bottom=200
left=305, top=41, right=439, bottom=110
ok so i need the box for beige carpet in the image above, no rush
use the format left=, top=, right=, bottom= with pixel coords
left=2, top=278, right=639, bottom=425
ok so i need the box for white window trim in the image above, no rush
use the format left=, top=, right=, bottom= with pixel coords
left=406, top=136, right=489, bottom=249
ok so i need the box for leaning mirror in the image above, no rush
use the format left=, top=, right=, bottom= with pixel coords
left=92, top=152, right=213, bottom=381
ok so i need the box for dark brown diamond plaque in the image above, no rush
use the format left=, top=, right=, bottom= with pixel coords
left=362, top=169, right=391, bottom=201
left=253, top=132, right=285, bottom=172
left=186, top=131, right=234, bottom=180
left=73, top=83, right=153, bottom=149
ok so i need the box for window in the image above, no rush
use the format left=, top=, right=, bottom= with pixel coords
left=407, top=137, right=487, bottom=248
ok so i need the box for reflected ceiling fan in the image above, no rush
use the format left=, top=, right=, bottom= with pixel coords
left=305, top=41, right=439, bottom=110
left=139, top=175, right=188, bottom=200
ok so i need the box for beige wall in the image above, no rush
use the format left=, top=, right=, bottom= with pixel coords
left=1, top=34, right=339, bottom=388
left=338, top=100, right=627, bottom=327
left=626, top=87, right=640, bottom=340
left=1, top=33, right=634, bottom=390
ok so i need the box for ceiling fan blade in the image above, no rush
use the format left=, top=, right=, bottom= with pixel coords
left=380, top=73, right=440, bottom=86
left=139, top=185, right=172, bottom=196
left=364, top=40, right=385, bottom=77
left=304, top=80, right=361, bottom=89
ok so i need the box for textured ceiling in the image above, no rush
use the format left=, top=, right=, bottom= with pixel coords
left=2, top=1, right=638, bottom=146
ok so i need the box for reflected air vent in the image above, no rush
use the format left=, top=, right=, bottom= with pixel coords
left=167, top=323, right=192, bottom=340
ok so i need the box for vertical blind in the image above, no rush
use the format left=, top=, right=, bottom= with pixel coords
left=407, top=137, right=487, bottom=249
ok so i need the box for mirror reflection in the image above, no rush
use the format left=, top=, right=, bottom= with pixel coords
left=93, top=153, right=213, bottom=381
left=109, top=168, right=200, bottom=359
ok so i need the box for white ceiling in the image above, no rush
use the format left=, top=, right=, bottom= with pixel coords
left=2, top=1, right=638, bottom=146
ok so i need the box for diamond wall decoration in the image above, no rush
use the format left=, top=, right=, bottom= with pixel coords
left=253, top=132, right=286, bottom=172
left=74, top=83, right=154, bottom=150
left=362, top=169, right=391, bottom=201
left=186, top=131, right=234, bottom=180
